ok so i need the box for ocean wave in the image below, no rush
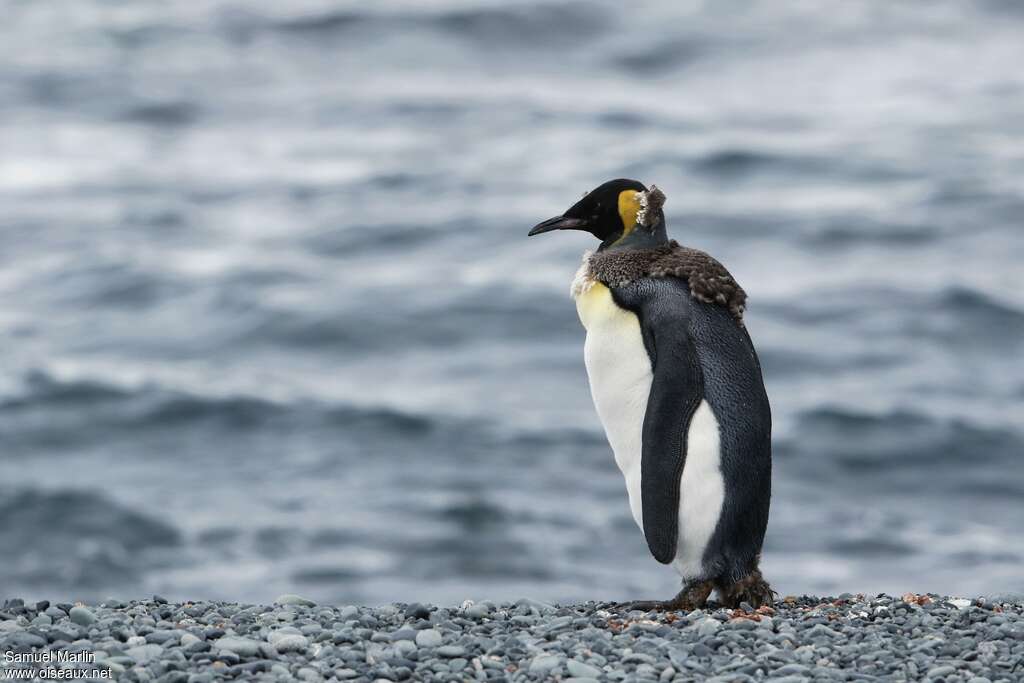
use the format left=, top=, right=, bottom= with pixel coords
left=761, top=285, right=1024, bottom=341
left=900, top=286, right=1024, bottom=351
left=271, top=10, right=362, bottom=35
left=47, top=261, right=184, bottom=310
left=1, top=369, right=597, bottom=449
left=227, top=289, right=579, bottom=354
left=118, top=100, right=200, bottom=127
left=263, top=3, right=606, bottom=46
left=610, top=39, right=707, bottom=74
left=826, top=537, right=916, bottom=558
left=1, top=370, right=439, bottom=439
left=689, top=148, right=920, bottom=186
left=440, top=498, right=507, bottom=530
left=0, top=487, right=181, bottom=551
left=434, top=4, right=606, bottom=43
left=758, top=348, right=905, bottom=377
left=938, top=286, right=1024, bottom=327
left=4, top=370, right=131, bottom=407
left=692, top=149, right=829, bottom=179
left=785, top=407, right=1022, bottom=492
left=0, top=487, right=181, bottom=592
left=303, top=222, right=439, bottom=257
left=291, top=565, right=361, bottom=584
left=802, top=219, right=935, bottom=246
left=4, top=370, right=282, bottom=427
left=2, top=368, right=606, bottom=458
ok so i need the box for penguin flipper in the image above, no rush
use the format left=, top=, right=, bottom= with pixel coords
left=611, top=278, right=705, bottom=564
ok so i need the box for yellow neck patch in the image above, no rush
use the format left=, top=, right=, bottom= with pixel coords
left=617, top=190, right=641, bottom=237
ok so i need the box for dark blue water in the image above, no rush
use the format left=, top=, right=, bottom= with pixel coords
left=1, top=1, right=1022, bottom=605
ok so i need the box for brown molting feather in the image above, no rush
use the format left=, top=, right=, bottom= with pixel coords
left=636, top=185, right=666, bottom=227
left=587, top=240, right=747, bottom=322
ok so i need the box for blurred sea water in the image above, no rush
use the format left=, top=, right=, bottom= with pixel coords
left=1, top=0, right=1022, bottom=605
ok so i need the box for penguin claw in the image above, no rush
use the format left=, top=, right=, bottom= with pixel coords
left=610, top=580, right=715, bottom=614
left=716, top=569, right=775, bottom=609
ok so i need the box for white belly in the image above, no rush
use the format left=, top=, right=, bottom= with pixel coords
left=576, top=279, right=725, bottom=579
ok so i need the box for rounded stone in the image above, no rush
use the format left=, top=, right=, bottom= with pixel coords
left=275, top=634, right=310, bottom=653
left=530, top=654, right=562, bottom=675
left=69, top=606, right=97, bottom=627
left=414, top=629, right=443, bottom=648
left=274, top=595, right=317, bottom=608
left=404, top=603, right=431, bottom=620
left=212, top=636, right=261, bottom=657
left=567, top=660, right=602, bottom=678
left=125, top=644, right=164, bottom=664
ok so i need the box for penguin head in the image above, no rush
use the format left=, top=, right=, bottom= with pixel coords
left=528, top=178, right=668, bottom=251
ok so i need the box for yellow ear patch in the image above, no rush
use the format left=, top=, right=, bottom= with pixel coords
left=617, top=190, right=641, bottom=235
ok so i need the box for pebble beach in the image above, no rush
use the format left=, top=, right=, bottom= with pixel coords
left=2, top=594, right=1022, bottom=682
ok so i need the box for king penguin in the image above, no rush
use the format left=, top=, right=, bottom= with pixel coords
left=528, top=179, right=773, bottom=610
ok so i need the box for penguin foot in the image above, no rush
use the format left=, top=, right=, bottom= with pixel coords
left=615, top=579, right=714, bottom=613
left=716, top=569, right=776, bottom=609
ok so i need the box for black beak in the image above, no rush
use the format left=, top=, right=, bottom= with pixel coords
left=527, top=215, right=589, bottom=236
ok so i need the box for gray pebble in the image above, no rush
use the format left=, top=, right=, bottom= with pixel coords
left=69, top=606, right=97, bottom=627
left=516, top=598, right=556, bottom=615
left=274, top=634, right=311, bottom=653
left=804, top=624, right=841, bottom=639
left=415, top=629, right=443, bottom=648
left=567, top=659, right=603, bottom=677
left=390, top=627, right=417, bottom=642
left=529, top=654, right=562, bottom=675
left=2, top=632, right=46, bottom=651
left=146, top=629, right=183, bottom=644
left=297, top=667, right=322, bottom=681
left=774, top=664, right=810, bottom=676
left=697, top=618, right=721, bottom=637
left=464, top=603, right=492, bottom=620
left=213, top=636, right=261, bottom=657
left=126, top=644, right=164, bottom=663
left=275, top=594, right=317, bottom=607
left=727, top=618, right=758, bottom=630
left=926, top=665, right=957, bottom=678
left=404, top=603, right=431, bottom=620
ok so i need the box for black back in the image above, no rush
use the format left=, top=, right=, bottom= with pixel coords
left=611, top=276, right=772, bottom=579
